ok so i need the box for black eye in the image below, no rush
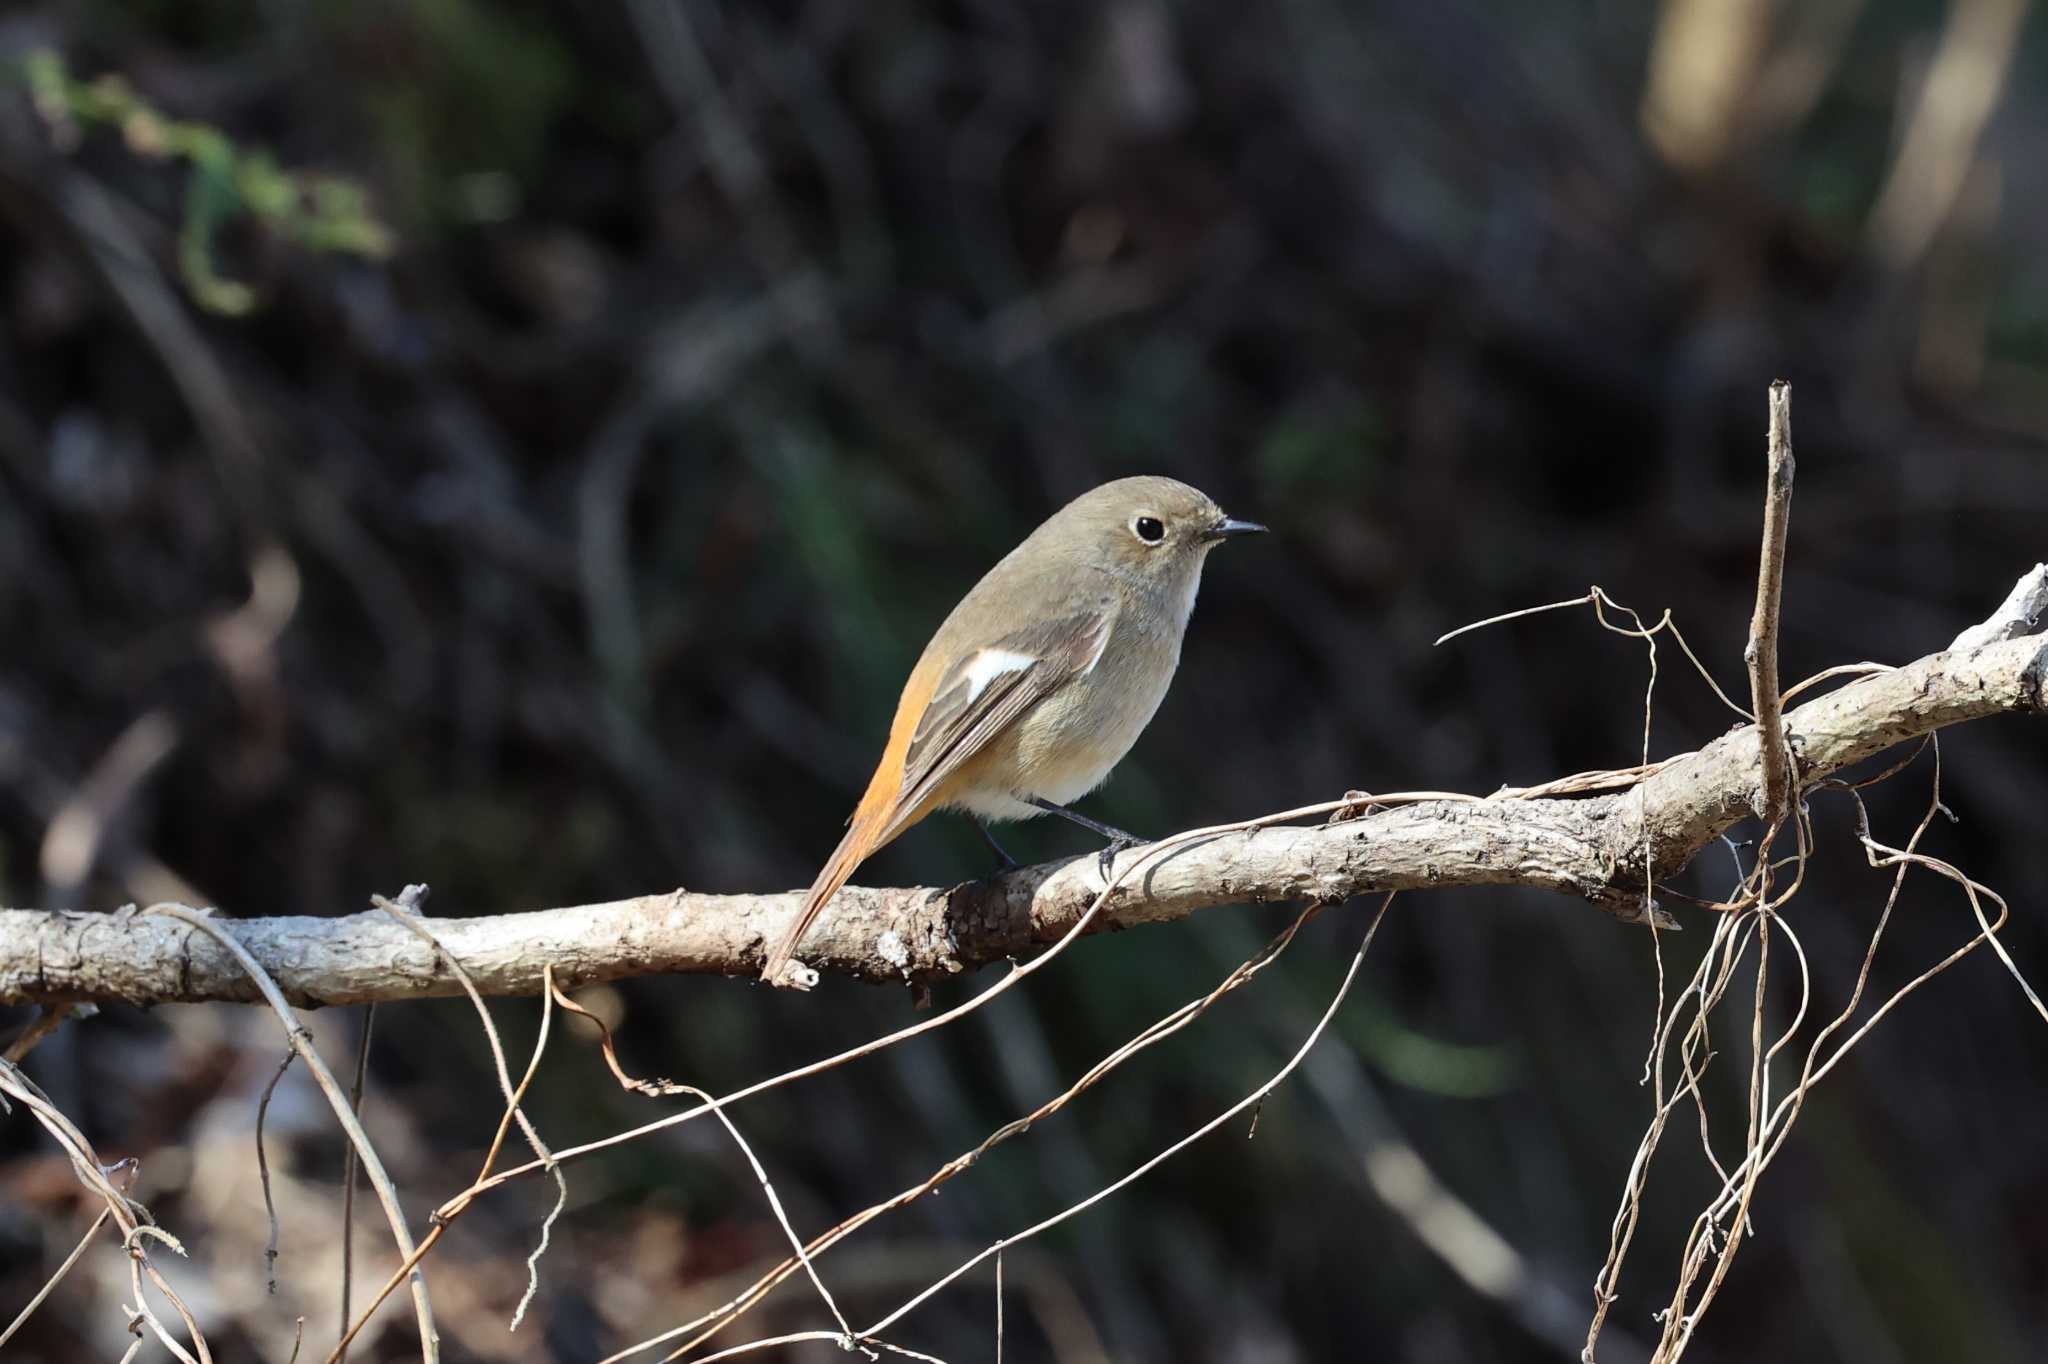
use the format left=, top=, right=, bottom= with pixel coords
left=1133, top=515, right=1165, bottom=543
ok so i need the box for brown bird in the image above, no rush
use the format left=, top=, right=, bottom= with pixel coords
left=762, top=476, right=1265, bottom=984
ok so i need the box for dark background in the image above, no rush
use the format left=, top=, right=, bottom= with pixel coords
left=3, top=1, right=2047, bottom=1361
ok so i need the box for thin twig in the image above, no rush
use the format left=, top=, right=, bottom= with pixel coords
left=457, top=798, right=1355, bottom=1214
left=2, top=1003, right=82, bottom=1064
left=546, top=980, right=856, bottom=1344
left=338, top=1001, right=374, bottom=1362
left=0, top=1062, right=210, bottom=1362
left=1599, top=729, right=2013, bottom=1361
left=1439, top=585, right=1753, bottom=724
left=1655, top=903, right=1772, bottom=1360
left=255, top=1049, right=297, bottom=1294
left=122, top=1228, right=205, bottom=1364
left=137, top=904, right=439, bottom=1363
left=323, top=939, right=565, bottom=1362
left=0, top=1205, right=113, bottom=1349
left=601, top=902, right=1325, bottom=1364
left=856, top=894, right=1396, bottom=1340
left=1746, top=380, right=1796, bottom=826
left=370, top=887, right=555, bottom=1167
left=367, top=885, right=566, bottom=1329
left=677, top=1331, right=951, bottom=1363
left=506, top=977, right=564, bottom=1333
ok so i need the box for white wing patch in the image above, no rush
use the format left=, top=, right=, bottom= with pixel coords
left=960, top=647, right=1038, bottom=702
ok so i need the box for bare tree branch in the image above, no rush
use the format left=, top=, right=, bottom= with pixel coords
left=1, top=608, right=2043, bottom=1008
left=1746, top=380, right=1795, bottom=825
left=1950, top=562, right=2048, bottom=650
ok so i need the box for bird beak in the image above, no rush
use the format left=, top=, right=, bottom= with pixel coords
left=1203, top=516, right=1268, bottom=542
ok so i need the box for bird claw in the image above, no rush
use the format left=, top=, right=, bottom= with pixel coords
left=1097, top=834, right=1140, bottom=883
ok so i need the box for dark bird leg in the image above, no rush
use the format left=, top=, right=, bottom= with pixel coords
left=971, top=815, right=1020, bottom=873
left=1027, top=798, right=1146, bottom=880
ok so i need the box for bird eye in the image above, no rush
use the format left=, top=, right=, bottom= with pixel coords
left=1132, top=515, right=1165, bottom=544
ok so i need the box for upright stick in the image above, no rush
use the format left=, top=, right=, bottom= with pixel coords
left=1746, top=380, right=1796, bottom=826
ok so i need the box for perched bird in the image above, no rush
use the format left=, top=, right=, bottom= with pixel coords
left=762, top=475, right=1265, bottom=984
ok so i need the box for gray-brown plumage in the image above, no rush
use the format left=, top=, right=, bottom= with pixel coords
left=762, top=476, right=1264, bottom=984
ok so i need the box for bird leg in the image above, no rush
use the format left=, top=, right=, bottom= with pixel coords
left=1026, top=798, right=1146, bottom=880
left=971, top=815, right=1020, bottom=873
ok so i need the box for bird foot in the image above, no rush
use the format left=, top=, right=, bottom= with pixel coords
left=1097, top=833, right=1142, bottom=883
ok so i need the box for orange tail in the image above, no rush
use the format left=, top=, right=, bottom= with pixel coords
left=764, top=657, right=945, bottom=984
left=760, top=810, right=891, bottom=983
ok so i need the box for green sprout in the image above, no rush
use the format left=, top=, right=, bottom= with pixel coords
left=20, top=50, right=394, bottom=315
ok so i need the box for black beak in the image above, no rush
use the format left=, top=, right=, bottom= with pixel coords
left=1204, top=516, right=1268, bottom=542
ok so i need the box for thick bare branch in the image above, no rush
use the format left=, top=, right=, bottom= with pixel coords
left=1, top=627, right=2042, bottom=1008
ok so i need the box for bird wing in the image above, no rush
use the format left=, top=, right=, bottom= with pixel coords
left=761, top=606, right=1111, bottom=984
left=884, top=607, right=1113, bottom=836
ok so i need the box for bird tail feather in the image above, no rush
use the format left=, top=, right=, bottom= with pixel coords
left=760, top=807, right=891, bottom=984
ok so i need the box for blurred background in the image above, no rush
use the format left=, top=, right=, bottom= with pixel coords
left=3, top=0, right=2047, bottom=1360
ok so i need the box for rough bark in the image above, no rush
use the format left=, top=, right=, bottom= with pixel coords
left=2, top=627, right=2041, bottom=1008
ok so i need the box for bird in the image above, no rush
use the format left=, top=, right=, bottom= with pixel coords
left=761, top=475, right=1265, bottom=984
